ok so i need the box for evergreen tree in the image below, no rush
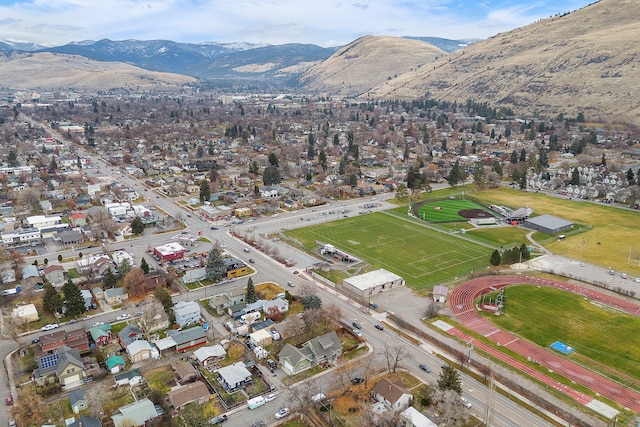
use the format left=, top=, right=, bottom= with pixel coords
left=263, top=165, right=281, bottom=185
left=199, top=180, right=210, bottom=202
left=490, top=250, right=501, bottom=266
left=42, top=283, right=63, bottom=315
left=472, top=161, right=486, bottom=190
left=62, top=279, right=86, bottom=316
left=205, top=246, right=226, bottom=281
left=118, top=259, right=132, bottom=277
left=131, top=216, right=144, bottom=235
left=437, top=365, right=462, bottom=394
left=519, top=148, right=527, bottom=162
left=318, top=150, right=327, bottom=171
left=447, top=161, right=462, bottom=187
left=601, top=153, right=606, bottom=167
left=140, top=258, right=150, bottom=275
left=246, top=277, right=256, bottom=304
left=510, top=150, right=519, bottom=164
left=519, top=243, right=531, bottom=261
left=333, top=134, right=340, bottom=146
left=492, top=159, right=503, bottom=177
left=268, top=153, right=279, bottom=167
left=302, top=294, right=323, bottom=310
left=570, top=167, right=580, bottom=185
left=627, top=168, right=636, bottom=185
left=103, top=267, right=117, bottom=288
left=518, top=170, right=527, bottom=190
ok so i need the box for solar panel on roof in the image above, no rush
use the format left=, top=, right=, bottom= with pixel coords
left=39, top=352, right=60, bottom=369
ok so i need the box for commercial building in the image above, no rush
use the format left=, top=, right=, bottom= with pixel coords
left=153, top=242, right=186, bottom=262
left=338, top=268, right=404, bottom=304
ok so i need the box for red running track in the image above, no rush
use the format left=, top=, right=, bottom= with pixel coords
left=449, top=275, right=640, bottom=412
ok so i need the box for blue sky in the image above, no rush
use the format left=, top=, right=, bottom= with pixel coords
left=0, top=0, right=592, bottom=47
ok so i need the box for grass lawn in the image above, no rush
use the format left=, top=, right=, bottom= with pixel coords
left=481, top=285, right=640, bottom=380
left=286, top=212, right=491, bottom=289
left=466, top=225, right=532, bottom=247
left=417, top=199, right=493, bottom=222
left=470, top=187, right=640, bottom=275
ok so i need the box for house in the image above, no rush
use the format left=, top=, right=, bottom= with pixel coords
left=306, top=330, right=342, bottom=364
left=167, top=381, right=211, bottom=410
left=68, top=213, right=87, bottom=228
left=126, top=340, right=153, bottom=363
left=12, top=303, right=39, bottom=323
left=69, top=389, right=88, bottom=414
left=278, top=331, right=342, bottom=375
left=172, top=361, right=198, bottom=384
left=111, top=397, right=163, bottom=427
left=118, top=324, right=144, bottom=347
left=43, top=264, right=65, bottom=286
left=65, top=327, right=90, bottom=352
left=400, top=406, right=438, bottom=427
left=371, top=378, right=413, bottom=411
left=38, top=330, right=67, bottom=353
left=279, top=343, right=313, bottom=375
left=22, top=264, right=39, bottom=279
left=192, top=345, right=226, bottom=367
left=143, top=274, right=166, bottom=292
left=69, top=416, right=102, bottom=427
left=114, top=368, right=142, bottom=386
left=210, top=286, right=246, bottom=315
left=169, top=326, right=207, bottom=352
left=173, top=300, right=201, bottom=327
left=33, top=346, right=86, bottom=388
left=104, top=287, right=129, bottom=305
left=106, top=355, right=126, bottom=374
left=89, top=324, right=112, bottom=346
left=140, top=303, right=170, bottom=333
left=217, top=361, right=252, bottom=392
left=263, top=298, right=289, bottom=314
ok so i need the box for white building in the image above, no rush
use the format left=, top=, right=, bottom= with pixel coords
left=111, top=250, right=135, bottom=268
left=0, top=228, right=41, bottom=247
left=104, top=202, right=131, bottom=218
left=26, top=215, right=63, bottom=230
left=338, top=268, right=404, bottom=303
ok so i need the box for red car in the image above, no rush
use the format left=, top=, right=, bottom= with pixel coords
left=6, top=395, right=13, bottom=405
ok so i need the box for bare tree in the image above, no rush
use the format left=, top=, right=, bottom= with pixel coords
left=382, top=341, right=410, bottom=373
left=430, top=388, right=468, bottom=426
left=423, top=300, right=441, bottom=319
left=286, top=378, right=320, bottom=421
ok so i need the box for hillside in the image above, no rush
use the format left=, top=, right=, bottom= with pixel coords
left=299, top=36, right=445, bottom=96
left=0, top=52, right=196, bottom=91
left=368, top=0, right=640, bottom=124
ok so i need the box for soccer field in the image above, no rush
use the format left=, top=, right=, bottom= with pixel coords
left=286, top=212, right=491, bottom=289
left=483, top=285, right=640, bottom=380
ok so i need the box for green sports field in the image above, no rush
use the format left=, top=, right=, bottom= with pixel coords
left=286, top=212, right=491, bottom=289
left=483, top=285, right=640, bottom=380
left=416, top=199, right=494, bottom=222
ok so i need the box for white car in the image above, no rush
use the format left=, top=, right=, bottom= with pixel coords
left=116, top=313, right=131, bottom=321
left=41, top=323, right=58, bottom=331
left=275, top=408, right=290, bottom=420
left=461, top=397, right=472, bottom=408
left=92, top=321, right=105, bottom=327
left=635, top=277, right=640, bottom=283
left=264, top=393, right=276, bottom=402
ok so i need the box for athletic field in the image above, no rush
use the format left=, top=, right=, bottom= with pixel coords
left=416, top=198, right=494, bottom=222
left=286, top=212, right=491, bottom=289
left=483, top=285, right=640, bottom=380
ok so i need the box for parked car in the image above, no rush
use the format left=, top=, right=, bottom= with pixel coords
left=264, top=393, right=276, bottom=402
left=5, top=395, right=13, bottom=406
left=461, top=397, right=472, bottom=408
left=209, top=414, right=227, bottom=424
left=351, top=377, right=364, bottom=385
left=41, top=323, right=58, bottom=331
left=92, top=321, right=105, bottom=327
left=419, top=364, right=431, bottom=373
left=251, top=422, right=267, bottom=427
left=9, top=418, right=16, bottom=427
left=116, top=313, right=131, bottom=321
left=374, top=324, right=384, bottom=331
left=275, top=408, right=290, bottom=420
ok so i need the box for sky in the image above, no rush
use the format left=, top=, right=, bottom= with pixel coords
left=0, top=0, right=593, bottom=48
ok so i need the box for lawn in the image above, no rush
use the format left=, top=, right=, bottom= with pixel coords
left=417, top=199, right=493, bottom=222
left=470, top=187, right=640, bottom=275
left=286, top=212, right=491, bottom=289
left=481, top=285, right=640, bottom=380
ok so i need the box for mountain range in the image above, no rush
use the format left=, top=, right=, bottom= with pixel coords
left=0, top=0, right=638, bottom=124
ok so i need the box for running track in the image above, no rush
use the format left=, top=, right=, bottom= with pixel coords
left=449, top=275, right=640, bottom=412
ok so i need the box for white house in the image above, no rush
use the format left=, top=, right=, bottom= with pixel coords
left=174, top=301, right=201, bottom=327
